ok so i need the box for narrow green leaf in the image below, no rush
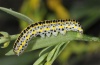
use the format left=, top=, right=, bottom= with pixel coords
left=5, top=32, right=100, bottom=56
left=46, top=45, right=58, bottom=62
left=57, top=41, right=70, bottom=57
left=44, top=62, right=52, bottom=65
left=5, top=49, right=14, bottom=55
left=39, top=46, right=51, bottom=57
left=33, top=53, right=48, bottom=65
left=50, top=42, right=66, bottom=64
left=27, top=32, right=84, bottom=51
left=0, top=7, right=33, bottom=24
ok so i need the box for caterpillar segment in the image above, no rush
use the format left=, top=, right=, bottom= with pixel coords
left=13, top=19, right=83, bottom=56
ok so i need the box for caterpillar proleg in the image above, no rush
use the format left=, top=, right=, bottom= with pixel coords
left=13, top=19, right=83, bottom=56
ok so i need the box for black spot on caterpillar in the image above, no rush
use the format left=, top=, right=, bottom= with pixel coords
left=13, top=19, right=83, bottom=56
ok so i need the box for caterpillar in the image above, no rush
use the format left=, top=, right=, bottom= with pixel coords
left=13, top=19, right=83, bottom=56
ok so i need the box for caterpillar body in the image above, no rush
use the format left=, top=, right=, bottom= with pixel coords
left=13, top=19, right=83, bottom=56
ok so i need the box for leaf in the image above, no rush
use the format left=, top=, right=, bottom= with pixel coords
left=50, top=42, right=66, bottom=63
left=0, top=7, right=33, bottom=24
left=5, top=32, right=100, bottom=55
left=39, top=46, right=51, bottom=56
left=5, top=49, right=14, bottom=55
left=27, top=32, right=83, bottom=51
left=33, top=53, right=48, bottom=65
left=46, top=45, right=58, bottom=62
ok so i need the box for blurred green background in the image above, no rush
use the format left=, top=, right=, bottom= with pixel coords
left=0, top=0, right=100, bottom=65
